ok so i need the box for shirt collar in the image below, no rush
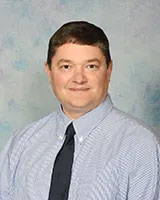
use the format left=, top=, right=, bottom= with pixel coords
left=56, top=94, right=113, bottom=143
left=56, top=105, right=72, bottom=140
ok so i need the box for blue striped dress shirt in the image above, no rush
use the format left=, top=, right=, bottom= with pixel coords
left=0, top=95, right=160, bottom=200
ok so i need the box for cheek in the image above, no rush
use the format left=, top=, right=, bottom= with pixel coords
left=92, top=74, right=107, bottom=87
left=51, top=74, right=69, bottom=89
left=96, top=78, right=108, bottom=93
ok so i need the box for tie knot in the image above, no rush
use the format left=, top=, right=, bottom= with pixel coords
left=65, top=122, right=76, bottom=144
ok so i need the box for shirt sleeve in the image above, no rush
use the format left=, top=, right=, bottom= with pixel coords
left=0, top=122, right=35, bottom=200
left=128, top=132, right=160, bottom=200
left=0, top=135, right=14, bottom=200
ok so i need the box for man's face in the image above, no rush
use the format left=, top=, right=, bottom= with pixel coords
left=45, top=43, right=112, bottom=119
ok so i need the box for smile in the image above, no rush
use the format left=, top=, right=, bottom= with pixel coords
left=69, top=88, right=89, bottom=91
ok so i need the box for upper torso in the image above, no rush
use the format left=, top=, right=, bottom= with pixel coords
left=0, top=96, right=159, bottom=200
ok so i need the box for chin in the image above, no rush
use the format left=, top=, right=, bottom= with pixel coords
left=69, top=101, right=97, bottom=112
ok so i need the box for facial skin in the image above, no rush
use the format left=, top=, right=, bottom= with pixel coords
left=45, top=43, right=112, bottom=120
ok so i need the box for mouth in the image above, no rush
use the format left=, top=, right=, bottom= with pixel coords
left=69, top=88, right=90, bottom=91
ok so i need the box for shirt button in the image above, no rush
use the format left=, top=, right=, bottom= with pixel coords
left=59, top=136, right=63, bottom=141
left=79, top=136, right=83, bottom=143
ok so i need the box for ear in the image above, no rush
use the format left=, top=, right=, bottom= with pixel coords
left=44, top=62, right=52, bottom=83
left=107, top=60, right=113, bottom=81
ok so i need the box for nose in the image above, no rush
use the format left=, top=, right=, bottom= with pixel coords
left=72, top=67, right=87, bottom=84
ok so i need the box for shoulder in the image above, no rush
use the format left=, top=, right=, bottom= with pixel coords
left=7, top=112, right=58, bottom=157
left=111, top=106, right=156, bottom=134
left=14, top=112, right=56, bottom=137
left=106, top=107, right=160, bottom=150
left=107, top=108, right=160, bottom=170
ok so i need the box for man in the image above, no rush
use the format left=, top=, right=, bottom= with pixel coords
left=0, top=21, right=159, bottom=200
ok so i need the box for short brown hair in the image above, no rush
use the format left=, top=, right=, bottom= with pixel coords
left=47, top=21, right=111, bottom=69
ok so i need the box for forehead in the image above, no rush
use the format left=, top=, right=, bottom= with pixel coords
left=52, top=43, right=105, bottom=62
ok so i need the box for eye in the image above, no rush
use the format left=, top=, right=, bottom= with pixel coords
left=87, top=65, right=98, bottom=69
left=63, top=65, right=71, bottom=69
left=60, top=65, right=72, bottom=70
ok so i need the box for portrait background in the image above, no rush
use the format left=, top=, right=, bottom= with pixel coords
left=0, top=0, right=160, bottom=150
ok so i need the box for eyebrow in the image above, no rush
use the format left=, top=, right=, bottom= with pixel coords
left=85, top=58, right=101, bottom=64
left=57, top=59, right=73, bottom=65
left=57, top=58, right=101, bottom=65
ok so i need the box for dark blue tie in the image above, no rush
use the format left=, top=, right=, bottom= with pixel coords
left=48, top=122, right=75, bottom=200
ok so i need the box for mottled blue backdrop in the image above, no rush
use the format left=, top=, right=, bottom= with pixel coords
left=0, top=0, right=160, bottom=150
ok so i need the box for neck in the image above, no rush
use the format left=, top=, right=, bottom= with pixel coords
left=63, top=109, right=89, bottom=120
left=62, top=102, right=103, bottom=120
